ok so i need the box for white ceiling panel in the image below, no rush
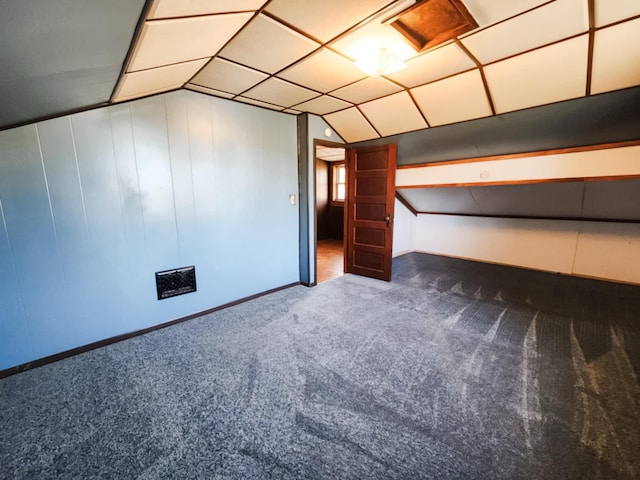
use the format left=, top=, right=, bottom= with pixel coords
left=265, top=0, right=393, bottom=43
left=219, top=14, right=320, bottom=74
left=185, top=84, right=235, bottom=98
left=235, top=97, right=284, bottom=110
left=463, top=0, right=550, bottom=27
left=331, top=76, right=403, bottom=104
left=484, top=35, right=588, bottom=114
left=243, top=77, right=318, bottom=107
left=411, top=69, right=492, bottom=126
left=461, top=0, right=588, bottom=65
left=277, top=48, right=366, bottom=93
left=385, top=43, right=476, bottom=88
left=148, top=0, right=266, bottom=19
left=113, top=59, right=209, bottom=102
left=128, top=13, right=253, bottom=71
left=324, top=107, right=379, bottom=143
left=292, top=96, right=351, bottom=115
left=591, top=18, right=640, bottom=95
left=594, top=0, right=640, bottom=27
left=360, top=91, right=428, bottom=136
left=191, top=58, right=268, bottom=94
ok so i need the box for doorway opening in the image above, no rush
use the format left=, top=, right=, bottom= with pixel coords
left=314, top=140, right=346, bottom=283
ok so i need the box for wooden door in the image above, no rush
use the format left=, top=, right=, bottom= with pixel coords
left=345, top=144, right=397, bottom=281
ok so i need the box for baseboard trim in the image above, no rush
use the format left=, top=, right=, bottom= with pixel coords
left=0, top=281, right=301, bottom=379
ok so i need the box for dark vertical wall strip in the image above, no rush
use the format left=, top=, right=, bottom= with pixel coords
left=298, top=114, right=311, bottom=285
left=355, top=87, right=640, bottom=165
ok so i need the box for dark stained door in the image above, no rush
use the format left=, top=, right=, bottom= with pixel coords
left=345, top=144, right=397, bottom=281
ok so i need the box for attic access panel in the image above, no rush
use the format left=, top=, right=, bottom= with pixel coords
left=388, top=0, right=478, bottom=52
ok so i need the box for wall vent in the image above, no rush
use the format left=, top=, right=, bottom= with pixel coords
left=155, top=266, right=197, bottom=300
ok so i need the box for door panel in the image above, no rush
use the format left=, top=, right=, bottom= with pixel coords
left=345, top=144, right=397, bottom=281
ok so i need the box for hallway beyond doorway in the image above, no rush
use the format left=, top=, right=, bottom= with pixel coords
left=317, top=239, right=343, bottom=283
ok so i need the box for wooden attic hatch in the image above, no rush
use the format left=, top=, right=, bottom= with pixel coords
left=387, top=0, right=478, bottom=52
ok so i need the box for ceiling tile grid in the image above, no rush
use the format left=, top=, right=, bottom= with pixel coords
left=331, top=76, right=404, bottom=104
left=128, top=13, right=254, bottom=72
left=265, top=0, right=394, bottom=43
left=460, top=0, right=589, bottom=65
left=411, top=69, right=492, bottom=126
left=359, top=91, right=428, bottom=136
left=4, top=0, right=640, bottom=137
left=242, top=77, right=319, bottom=108
left=277, top=48, right=367, bottom=93
left=148, top=0, right=268, bottom=19
left=483, top=34, right=589, bottom=114
left=324, top=107, right=379, bottom=143
left=114, top=59, right=209, bottom=103
left=594, top=0, right=640, bottom=28
left=591, top=17, right=640, bottom=95
left=190, top=58, right=269, bottom=95
left=218, top=14, right=320, bottom=74
left=385, top=42, right=476, bottom=88
left=292, top=96, right=352, bottom=116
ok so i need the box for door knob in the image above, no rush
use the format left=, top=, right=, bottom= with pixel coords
left=385, top=214, right=391, bottom=227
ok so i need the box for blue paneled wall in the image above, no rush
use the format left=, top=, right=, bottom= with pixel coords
left=0, top=90, right=300, bottom=370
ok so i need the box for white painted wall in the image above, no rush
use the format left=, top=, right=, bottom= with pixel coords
left=392, top=198, right=414, bottom=257
left=399, top=212, right=640, bottom=285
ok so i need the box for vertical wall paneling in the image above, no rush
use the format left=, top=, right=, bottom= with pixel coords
left=0, top=125, right=77, bottom=359
left=109, top=103, right=149, bottom=329
left=0, top=90, right=299, bottom=371
left=71, top=109, right=130, bottom=340
left=0, top=197, right=32, bottom=368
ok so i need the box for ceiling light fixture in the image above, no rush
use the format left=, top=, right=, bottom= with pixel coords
left=355, top=47, right=406, bottom=76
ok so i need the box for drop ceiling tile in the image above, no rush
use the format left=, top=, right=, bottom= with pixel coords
left=595, top=0, right=640, bottom=27
left=265, top=0, right=392, bottom=42
left=219, top=14, right=320, bottom=74
left=484, top=35, right=588, bottom=114
left=463, top=0, right=550, bottom=27
left=292, top=96, right=351, bottom=115
left=190, top=58, right=268, bottom=94
left=243, top=77, right=318, bottom=107
left=324, top=107, right=379, bottom=143
left=113, top=59, right=209, bottom=102
left=149, top=0, right=266, bottom=19
left=277, top=48, right=366, bottom=93
left=128, top=13, right=252, bottom=72
left=461, top=0, right=588, bottom=65
left=359, top=91, right=428, bottom=136
left=331, top=76, right=403, bottom=104
left=235, top=97, right=284, bottom=110
left=385, top=42, right=476, bottom=88
left=591, top=18, right=640, bottom=94
left=185, top=84, right=235, bottom=98
left=411, top=69, right=492, bottom=126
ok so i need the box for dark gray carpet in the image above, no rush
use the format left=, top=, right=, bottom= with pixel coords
left=1, top=252, right=639, bottom=479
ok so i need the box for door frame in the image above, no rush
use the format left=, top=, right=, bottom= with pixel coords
left=313, top=138, right=347, bottom=285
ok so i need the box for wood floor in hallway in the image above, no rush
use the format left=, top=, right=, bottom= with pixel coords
left=317, top=239, right=344, bottom=283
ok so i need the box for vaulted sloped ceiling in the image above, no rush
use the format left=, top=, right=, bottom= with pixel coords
left=1, top=0, right=639, bottom=140
left=0, top=0, right=147, bottom=129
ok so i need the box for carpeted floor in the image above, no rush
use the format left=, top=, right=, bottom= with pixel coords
left=1, top=252, right=639, bottom=479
